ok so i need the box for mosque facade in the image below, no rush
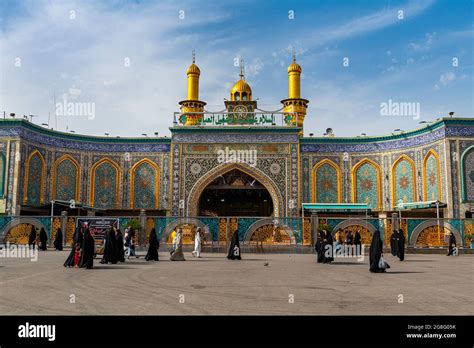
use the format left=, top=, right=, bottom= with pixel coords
left=0, top=57, right=473, bottom=247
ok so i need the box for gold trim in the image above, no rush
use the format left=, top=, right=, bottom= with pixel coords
left=311, top=159, right=342, bottom=203
left=168, top=149, right=174, bottom=216
left=351, top=158, right=383, bottom=210
left=129, top=158, right=160, bottom=209
left=52, top=154, right=80, bottom=201
left=23, top=150, right=46, bottom=205
left=89, top=158, right=121, bottom=208
left=391, top=154, right=417, bottom=204
left=422, top=149, right=442, bottom=201
left=187, top=163, right=282, bottom=217
left=296, top=143, right=301, bottom=214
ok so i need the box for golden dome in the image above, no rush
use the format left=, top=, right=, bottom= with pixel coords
left=288, top=60, right=302, bottom=74
left=231, top=78, right=252, bottom=95
left=186, top=63, right=200, bottom=75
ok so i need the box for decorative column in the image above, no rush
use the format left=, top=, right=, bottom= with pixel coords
left=139, top=209, right=147, bottom=247
left=391, top=212, right=399, bottom=231
left=61, top=210, right=68, bottom=246
left=311, top=213, right=319, bottom=246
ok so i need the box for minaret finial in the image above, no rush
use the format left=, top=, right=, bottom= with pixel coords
left=239, top=58, right=245, bottom=80
left=192, top=50, right=195, bottom=64
left=292, top=47, right=296, bottom=62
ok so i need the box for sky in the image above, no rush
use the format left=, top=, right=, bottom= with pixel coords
left=0, top=0, right=472, bottom=137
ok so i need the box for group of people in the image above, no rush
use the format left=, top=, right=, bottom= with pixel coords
left=100, top=227, right=126, bottom=264
left=31, top=222, right=463, bottom=270
left=390, top=229, right=406, bottom=261
left=61, top=224, right=243, bottom=269
left=27, top=225, right=50, bottom=251
left=63, top=224, right=95, bottom=269
left=315, top=228, right=410, bottom=273
left=315, top=229, right=363, bottom=264
left=167, top=227, right=241, bottom=261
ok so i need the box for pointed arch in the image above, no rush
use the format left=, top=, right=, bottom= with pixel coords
left=23, top=150, right=46, bottom=205
left=351, top=158, right=382, bottom=210
left=52, top=154, right=80, bottom=201
left=391, top=154, right=417, bottom=204
left=460, top=145, right=474, bottom=202
left=312, top=159, right=342, bottom=203
left=422, top=149, right=442, bottom=201
left=89, top=158, right=121, bottom=209
left=129, top=158, right=160, bottom=209
left=0, top=152, right=6, bottom=197
left=187, top=162, right=283, bottom=217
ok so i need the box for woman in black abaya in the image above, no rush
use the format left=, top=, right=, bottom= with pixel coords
left=79, top=229, right=95, bottom=269
left=100, top=228, right=117, bottom=264
left=39, top=228, right=48, bottom=251
left=145, top=228, right=160, bottom=261
left=64, top=225, right=84, bottom=267
left=227, top=229, right=241, bottom=260
left=369, top=230, right=385, bottom=273
left=390, top=230, right=398, bottom=256
left=396, top=229, right=405, bottom=261
left=315, top=230, right=325, bottom=263
left=447, top=232, right=457, bottom=256
left=321, top=230, right=334, bottom=264
left=354, top=230, right=362, bottom=256
left=115, top=229, right=125, bottom=262
left=54, top=228, right=63, bottom=251
left=28, top=225, right=37, bottom=247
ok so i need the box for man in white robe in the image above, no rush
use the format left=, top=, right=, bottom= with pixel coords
left=192, top=227, right=202, bottom=258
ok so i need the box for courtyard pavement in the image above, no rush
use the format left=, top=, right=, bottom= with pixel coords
left=0, top=249, right=472, bottom=315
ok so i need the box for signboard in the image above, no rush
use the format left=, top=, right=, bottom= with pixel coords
left=76, top=218, right=119, bottom=246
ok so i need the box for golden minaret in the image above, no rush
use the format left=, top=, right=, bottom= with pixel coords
left=281, top=53, right=308, bottom=132
left=179, top=51, right=206, bottom=125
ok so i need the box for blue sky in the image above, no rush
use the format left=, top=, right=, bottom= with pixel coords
left=0, top=0, right=472, bottom=136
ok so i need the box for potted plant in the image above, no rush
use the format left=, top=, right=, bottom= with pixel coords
left=317, top=224, right=331, bottom=233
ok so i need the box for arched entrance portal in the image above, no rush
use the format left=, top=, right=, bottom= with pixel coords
left=198, top=169, right=274, bottom=216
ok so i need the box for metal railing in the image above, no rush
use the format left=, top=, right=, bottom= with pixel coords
left=0, top=215, right=473, bottom=249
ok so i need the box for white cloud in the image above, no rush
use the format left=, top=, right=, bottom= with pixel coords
left=309, top=0, right=435, bottom=46
left=439, top=71, right=456, bottom=86
left=409, top=32, right=436, bottom=51
left=0, top=1, right=234, bottom=136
